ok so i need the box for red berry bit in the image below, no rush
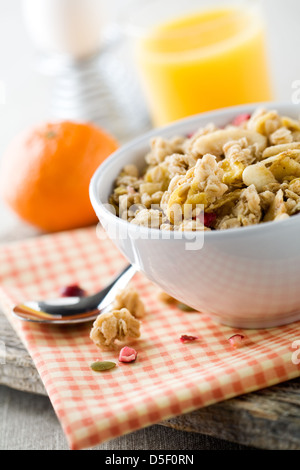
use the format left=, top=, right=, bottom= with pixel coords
left=203, top=212, right=217, bottom=228
left=231, top=113, right=251, bottom=127
left=119, top=346, right=138, bottom=363
left=197, top=212, right=217, bottom=228
left=180, top=335, right=199, bottom=343
left=60, top=284, right=86, bottom=298
left=187, top=131, right=196, bottom=139
left=228, top=334, right=245, bottom=349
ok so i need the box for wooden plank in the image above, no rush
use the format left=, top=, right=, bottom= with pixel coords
left=0, top=312, right=46, bottom=395
left=162, top=380, right=300, bottom=450
left=1, top=310, right=299, bottom=450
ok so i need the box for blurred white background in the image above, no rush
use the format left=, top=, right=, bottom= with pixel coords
left=0, top=0, right=299, bottom=232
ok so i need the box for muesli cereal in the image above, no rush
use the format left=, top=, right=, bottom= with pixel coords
left=90, top=308, right=140, bottom=349
left=113, top=286, right=146, bottom=319
left=110, top=109, right=300, bottom=231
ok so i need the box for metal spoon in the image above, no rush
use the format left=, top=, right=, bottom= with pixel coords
left=12, top=265, right=136, bottom=325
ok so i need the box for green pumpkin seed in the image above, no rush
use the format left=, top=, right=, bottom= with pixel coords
left=90, top=361, right=116, bottom=372
left=177, top=303, right=196, bottom=312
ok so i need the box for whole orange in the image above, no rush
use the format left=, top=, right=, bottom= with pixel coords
left=0, top=121, right=118, bottom=232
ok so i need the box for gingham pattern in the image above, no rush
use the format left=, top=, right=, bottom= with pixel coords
left=0, top=227, right=299, bottom=450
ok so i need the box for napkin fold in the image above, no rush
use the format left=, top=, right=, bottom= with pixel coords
left=0, top=227, right=299, bottom=450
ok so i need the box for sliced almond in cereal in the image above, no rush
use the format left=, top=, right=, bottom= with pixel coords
left=281, top=116, right=300, bottom=132
left=243, top=164, right=276, bottom=192
left=262, top=142, right=300, bottom=159
left=192, top=129, right=267, bottom=157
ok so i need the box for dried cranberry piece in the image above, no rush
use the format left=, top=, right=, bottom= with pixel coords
left=180, top=335, right=199, bottom=343
left=203, top=212, right=217, bottom=228
left=119, top=346, right=138, bottom=363
left=187, top=131, right=196, bottom=139
left=197, top=212, right=217, bottom=228
left=60, top=284, right=86, bottom=298
left=228, top=334, right=245, bottom=349
left=231, top=113, right=251, bottom=127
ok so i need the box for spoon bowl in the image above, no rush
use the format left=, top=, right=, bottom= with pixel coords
left=12, top=265, right=136, bottom=324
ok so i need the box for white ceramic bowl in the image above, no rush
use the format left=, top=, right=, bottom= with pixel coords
left=90, top=102, right=300, bottom=329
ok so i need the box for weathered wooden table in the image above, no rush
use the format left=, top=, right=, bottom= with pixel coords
left=0, top=222, right=300, bottom=450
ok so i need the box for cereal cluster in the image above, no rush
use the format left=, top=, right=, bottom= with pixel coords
left=110, top=109, right=300, bottom=231
left=90, top=287, right=145, bottom=349
left=90, top=307, right=140, bottom=349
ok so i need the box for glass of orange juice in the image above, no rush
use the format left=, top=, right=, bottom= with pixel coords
left=125, top=0, right=273, bottom=127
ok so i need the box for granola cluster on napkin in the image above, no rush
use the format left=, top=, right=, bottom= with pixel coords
left=90, top=287, right=145, bottom=349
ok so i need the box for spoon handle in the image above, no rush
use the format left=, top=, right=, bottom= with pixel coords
left=12, top=265, right=137, bottom=324
left=94, top=265, right=137, bottom=311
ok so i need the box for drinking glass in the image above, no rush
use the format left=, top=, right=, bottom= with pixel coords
left=124, top=0, right=273, bottom=127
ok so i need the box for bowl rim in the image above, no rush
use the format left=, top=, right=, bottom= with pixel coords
left=90, top=101, right=300, bottom=240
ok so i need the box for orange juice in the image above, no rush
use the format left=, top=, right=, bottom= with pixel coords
left=135, top=6, right=273, bottom=126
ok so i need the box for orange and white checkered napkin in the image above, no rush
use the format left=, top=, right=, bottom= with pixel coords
left=0, top=227, right=299, bottom=449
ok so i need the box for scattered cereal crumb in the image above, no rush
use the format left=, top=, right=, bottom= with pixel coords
left=158, top=291, right=178, bottom=304
left=113, top=287, right=146, bottom=319
left=90, top=308, right=140, bottom=349
left=177, top=303, right=196, bottom=312
left=158, top=292, right=196, bottom=311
